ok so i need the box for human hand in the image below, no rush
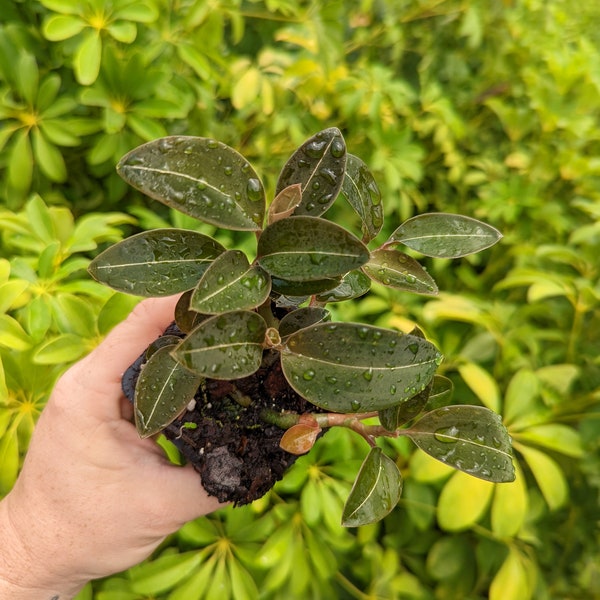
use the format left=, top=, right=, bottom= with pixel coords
left=0, top=296, right=224, bottom=599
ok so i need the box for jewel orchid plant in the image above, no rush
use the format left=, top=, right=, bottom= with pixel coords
left=88, top=127, right=514, bottom=525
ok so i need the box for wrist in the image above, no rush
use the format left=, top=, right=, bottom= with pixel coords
left=0, top=493, right=83, bottom=600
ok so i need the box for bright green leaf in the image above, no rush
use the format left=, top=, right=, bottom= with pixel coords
left=516, top=442, right=568, bottom=510
left=33, top=333, right=90, bottom=364
left=491, top=461, right=528, bottom=537
left=0, top=280, right=28, bottom=313
left=489, top=547, right=534, bottom=600
left=503, top=369, right=540, bottom=427
left=105, top=21, right=137, bottom=43
left=88, top=229, right=225, bottom=296
left=0, top=315, right=31, bottom=350
left=75, top=30, right=102, bottom=85
left=129, top=550, right=203, bottom=595
left=43, top=15, right=86, bottom=40
left=437, top=470, right=495, bottom=531
left=281, top=322, right=440, bottom=412
left=407, top=405, right=515, bottom=482
left=8, top=130, right=33, bottom=192
left=458, top=361, right=501, bottom=412
left=0, top=431, right=19, bottom=494
left=342, top=447, right=402, bottom=527
left=515, top=423, right=583, bottom=458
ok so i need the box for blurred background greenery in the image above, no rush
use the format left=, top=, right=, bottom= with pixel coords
left=1, top=0, right=599, bottom=598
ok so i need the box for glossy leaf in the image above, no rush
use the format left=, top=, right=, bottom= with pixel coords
left=257, top=216, right=369, bottom=281
left=271, top=276, right=342, bottom=297
left=387, top=213, right=503, bottom=258
left=134, top=345, right=203, bottom=438
left=341, top=447, right=402, bottom=527
left=279, top=422, right=321, bottom=455
left=174, top=290, right=210, bottom=334
left=173, top=310, right=267, bottom=379
left=424, top=375, right=454, bottom=410
left=145, top=335, right=183, bottom=359
left=379, top=380, right=432, bottom=431
left=362, top=248, right=438, bottom=295
left=314, top=269, right=371, bottom=303
left=275, top=127, right=347, bottom=218
left=117, top=136, right=265, bottom=231
left=281, top=322, right=441, bottom=412
left=268, top=183, right=302, bottom=225
left=340, top=153, right=383, bottom=243
left=278, top=307, right=331, bottom=338
left=190, top=250, right=271, bottom=314
left=407, top=405, right=515, bottom=482
left=88, top=229, right=225, bottom=296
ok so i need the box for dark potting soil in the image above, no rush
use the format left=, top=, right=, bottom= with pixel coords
left=122, top=327, right=320, bottom=505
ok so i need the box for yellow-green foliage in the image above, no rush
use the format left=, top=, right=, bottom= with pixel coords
left=1, top=1, right=599, bottom=598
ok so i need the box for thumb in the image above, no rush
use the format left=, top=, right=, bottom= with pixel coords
left=59, top=296, right=180, bottom=418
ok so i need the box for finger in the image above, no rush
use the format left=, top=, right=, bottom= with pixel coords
left=60, top=296, right=180, bottom=417
left=154, top=464, right=227, bottom=527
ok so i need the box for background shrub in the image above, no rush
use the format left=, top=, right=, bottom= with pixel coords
left=1, top=1, right=599, bottom=598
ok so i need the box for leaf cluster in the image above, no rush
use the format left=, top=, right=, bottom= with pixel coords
left=88, top=128, right=509, bottom=525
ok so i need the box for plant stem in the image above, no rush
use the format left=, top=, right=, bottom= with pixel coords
left=261, top=408, right=398, bottom=447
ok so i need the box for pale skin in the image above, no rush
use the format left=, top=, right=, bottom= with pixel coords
left=0, top=296, right=224, bottom=599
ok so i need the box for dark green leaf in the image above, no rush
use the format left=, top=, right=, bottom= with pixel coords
left=379, top=380, right=432, bottom=431
left=175, top=290, right=210, bottom=333
left=278, top=307, right=331, bottom=338
left=341, top=153, right=383, bottom=243
left=281, top=322, right=441, bottom=412
left=407, top=405, right=515, bottom=482
left=424, top=375, right=454, bottom=410
left=190, top=250, right=271, bottom=314
left=315, top=269, right=371, bottom=303
left=362, top=248, right=438, bottom=295
left=271, top=276, right=342, bottom=297
left=387, top=213, right=503, bottom=258
left=341, top=447, right=402, bottom=527
left=275, top=127, right=346, bottom=218
left=145, top=335, right=183, bottom=359
left=88, top=229, right=225, bottom=296
left=117, top=136, right=265, bottom=231
left=134, top=345, right=203, bottom=438
left=173, top=310, right=267, bottom=379
left=257, top=216, right=369, bottom=281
